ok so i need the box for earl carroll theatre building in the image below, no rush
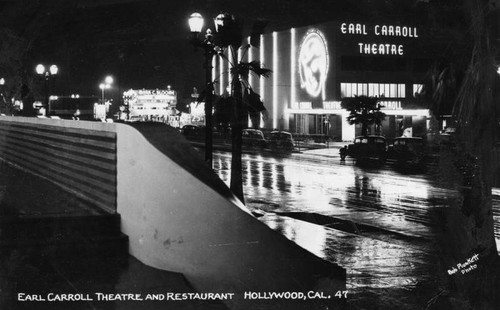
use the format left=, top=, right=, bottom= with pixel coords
left=213, top=19, right=437, bottom=141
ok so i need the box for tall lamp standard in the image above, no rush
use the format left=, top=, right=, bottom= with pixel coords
left=36, top=64, right=58, bottom=116
left=188, top=12, right=221, bottom=168
left=99, top=75, right=113, bottom=118
left=0, top=78, right=5, bottom=113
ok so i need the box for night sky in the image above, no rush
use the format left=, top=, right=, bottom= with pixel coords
left=0, top=0, right=460, bottom=112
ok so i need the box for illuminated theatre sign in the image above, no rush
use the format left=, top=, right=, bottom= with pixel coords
left=299, top=29, right=329, bottom=99
left=340, top=22, right=419, bottom=56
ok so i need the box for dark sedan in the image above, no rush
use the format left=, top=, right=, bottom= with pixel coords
left=386, top=137, right=426, bottom=166
left=242, top=129, right=268, bottom=148
left=268, top=131, right=295, bottom=152
left=346, top=135, right=387, bottom=162
left=181, top=125, right=205, bottom=139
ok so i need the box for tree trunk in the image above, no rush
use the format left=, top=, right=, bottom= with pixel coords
left=229, top=46, right=245, bottom=203
left=430, top=1, right=500, bottom=308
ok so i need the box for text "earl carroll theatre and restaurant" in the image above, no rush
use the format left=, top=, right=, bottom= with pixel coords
left=340, top=23, right=419, bottom=56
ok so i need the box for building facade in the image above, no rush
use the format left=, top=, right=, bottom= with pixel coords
left=213, top=19, right=437, bottom=141
left=123, top=87, right=178, bottom=121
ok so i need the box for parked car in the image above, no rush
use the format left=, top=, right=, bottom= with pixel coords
left=181, top=125, right=204, bottom=139
left=127, top=115, right=143, bottom=122
left=242, top=129, right=268, bottom=148
left=346, top=135, right=387, bottom=162
left=386, top=137, right=426, bottom=166
left=268, top=131, right=295, bottom=151
left=440, top=127, right=457, bottom=145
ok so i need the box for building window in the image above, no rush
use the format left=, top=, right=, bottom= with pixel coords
left=383, top=84, right=390, bottom=97
left=398, top=84, right=406, bottom=98
left=389, top=84, right=396, bottom=97
left=341, top=83, right=406, bottom=98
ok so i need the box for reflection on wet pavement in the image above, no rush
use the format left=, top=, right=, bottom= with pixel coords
left=259, top=213, right=437, bottom=290
left=213, top=150, right=499, bottom=308
left=213, top=152, right=460, bottom=241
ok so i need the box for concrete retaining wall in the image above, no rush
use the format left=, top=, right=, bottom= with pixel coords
left=0, top=116, right=116, bottom=213
left=0, top=117, right=346, bottom=309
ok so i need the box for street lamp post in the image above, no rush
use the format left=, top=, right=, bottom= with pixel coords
left=189, top=12, right=224, bottom=168
left=99, top=76, right=113, bottom=118
left=36, top=64, right=58, bottom=116
left=0, top=78, right=5, bottom=113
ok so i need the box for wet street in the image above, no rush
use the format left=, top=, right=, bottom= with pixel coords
left=212, top=148, right=500, bottom=308
left=1, top=145, right=499, bottom=309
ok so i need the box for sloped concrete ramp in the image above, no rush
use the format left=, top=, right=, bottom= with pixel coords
left=0, top=117, right=346, bottom=309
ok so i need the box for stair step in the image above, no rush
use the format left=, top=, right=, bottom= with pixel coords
left=0, top=214, right=129, bottom=258
left=1, top=233, right=129, bottom=258
left=0, top=214, right=122, bottom=241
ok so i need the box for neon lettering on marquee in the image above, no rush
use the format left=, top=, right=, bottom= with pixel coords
left=378, top=100, right=402, bottom=110
left=374, top=25, right=418, bottom=37
left=340, top=23, right=418, bottom=56
left=298, top=102, right=312, bottom=110
left=299, top=29, right=329, bottom=99
left=358, top=43, right=403, bottom=55
left=323, top=101, right=342, bottom=110
left=340, top=23, right=368, bottom=35
left=340, top=23, right=418, bottom=38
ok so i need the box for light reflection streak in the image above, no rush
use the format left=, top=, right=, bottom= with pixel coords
left=260, top=214, right=427, bottom=289
left=257, top=160, right=264, bottom=188
left=211, top=151, right=465, bottom=291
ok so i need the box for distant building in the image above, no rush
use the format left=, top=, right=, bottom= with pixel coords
left=49, top=95, right=99, bottom=120
left=123, top=87, right=177, bottom=121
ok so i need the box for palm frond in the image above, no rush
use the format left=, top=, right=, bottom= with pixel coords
left=248, top=60, right=272, bottom=78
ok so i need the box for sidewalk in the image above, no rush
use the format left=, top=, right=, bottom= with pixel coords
left=189, top=139, right=345, bottom=157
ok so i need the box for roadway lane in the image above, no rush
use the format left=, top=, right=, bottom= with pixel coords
left=212, top=150, right=459, bottom=241
left=212, top=149, right=500, bottom=308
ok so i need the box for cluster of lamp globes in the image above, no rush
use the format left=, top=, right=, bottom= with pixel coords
left=100, top=76, right=114, bottom=91
left=36, top=64, right=58, bottom=78
left=188, top=12, right=242, bottom=48
left=99, top=76, right=114, bottom=106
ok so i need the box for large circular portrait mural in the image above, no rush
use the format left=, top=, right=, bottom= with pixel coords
left=298, top=29, right=329, bottom=99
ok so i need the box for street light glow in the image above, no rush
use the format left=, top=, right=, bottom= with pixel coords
left=49, top=65, right=58, bottom=75
left=105, top=76, right=113, bottom=84
left=35, top=63, right=58, bottom=116
left=188, top=12, right=204, bottom=33
left=36, top=64, right=45, bottom=75
left=0, top=78, right=5, bottom=85
left=99, top=83, right=111, bottom=90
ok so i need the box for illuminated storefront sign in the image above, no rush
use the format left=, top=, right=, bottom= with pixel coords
left=323, top=101, right=342, bottom=110
left=379, top=100, right=402, bottom=110
left=340, top=22, right=419, bottom=56
left=298, top=29, right=329, bottom=99
left=291, top=102, right=314, bottom=110
left=124, top=88, right=178, bottom=118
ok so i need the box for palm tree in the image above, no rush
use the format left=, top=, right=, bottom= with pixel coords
left=422, top=0, right=499, bottom=308
left=340, top=95, right=386, bottom=136
left=213, top=14, right=271, bottom=203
